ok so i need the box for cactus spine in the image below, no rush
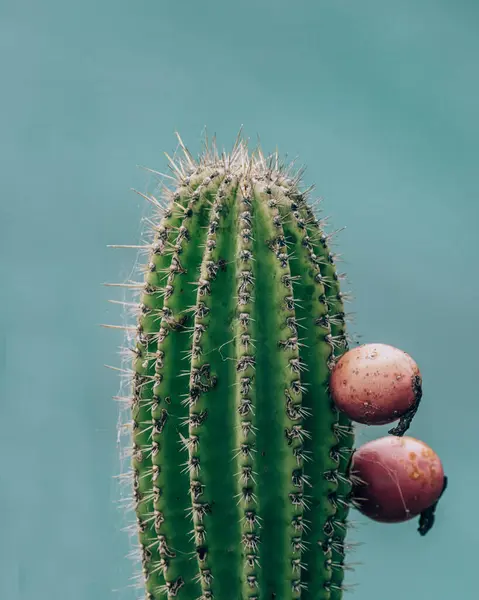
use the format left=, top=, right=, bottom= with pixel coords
left=114, top=133, right=355, bottom=600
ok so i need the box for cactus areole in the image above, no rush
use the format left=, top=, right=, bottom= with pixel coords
left=117, top=132, right=356, bottom=600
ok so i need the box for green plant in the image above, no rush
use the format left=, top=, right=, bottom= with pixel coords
left=109, top=132, right=354, bottom=599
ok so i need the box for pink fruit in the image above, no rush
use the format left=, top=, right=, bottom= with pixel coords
left=350, top=435, right=445, bottom=523
left=329, top=343, right=421, bottom=426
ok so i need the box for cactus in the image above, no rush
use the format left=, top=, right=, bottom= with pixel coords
left=109, top=132, right=357, bottom=600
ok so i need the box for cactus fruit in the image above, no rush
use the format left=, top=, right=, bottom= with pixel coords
left=350, top=436, right=445, bottom=525
left=110, top=132, right=356, bottom=600
left=329, top=343, right=422, bottom=434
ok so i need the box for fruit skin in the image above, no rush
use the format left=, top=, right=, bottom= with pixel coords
left=110, top=133, right=356, bottom=600
left=350, top=436, right=445, bottom=523
left=329, top=343, right=421, bottom=427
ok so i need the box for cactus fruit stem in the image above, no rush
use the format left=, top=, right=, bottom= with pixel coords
left=418, top=475, right=448, bottom=536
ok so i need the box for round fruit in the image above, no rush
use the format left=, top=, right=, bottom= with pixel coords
left=350, top=435, right=445, bottom=523
left=329, top=343, right=421, bottom=425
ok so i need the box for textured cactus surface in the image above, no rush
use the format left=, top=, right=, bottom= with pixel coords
left=114, top=133, right=356, bottom=600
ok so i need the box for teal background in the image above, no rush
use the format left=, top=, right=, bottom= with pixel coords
left=2, top=0, right=478, bottom=598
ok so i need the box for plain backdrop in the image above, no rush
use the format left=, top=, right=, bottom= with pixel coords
left=1, top=0, right=478, bottom=598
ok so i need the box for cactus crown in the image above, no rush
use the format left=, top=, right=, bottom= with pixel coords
left=110, top=131, right=355, bottom=600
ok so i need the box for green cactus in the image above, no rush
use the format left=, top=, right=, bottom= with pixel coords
left=110, top=132, right=356, bottom=600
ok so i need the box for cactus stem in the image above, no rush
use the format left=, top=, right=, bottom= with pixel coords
left=108, top=134, right=363, bottom=599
